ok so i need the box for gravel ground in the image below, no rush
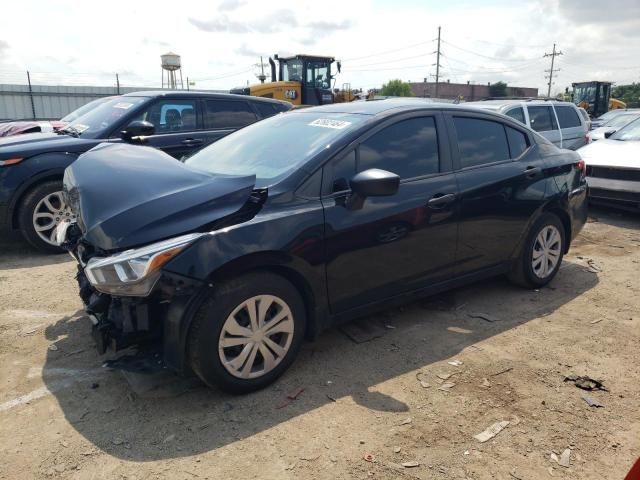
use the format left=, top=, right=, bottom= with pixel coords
left=0, top=206, right=639, bottom=480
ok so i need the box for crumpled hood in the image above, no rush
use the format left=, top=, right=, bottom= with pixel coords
left=578, top=139, right=640, bottom=170
left=64, top=143, right=256, bottom=251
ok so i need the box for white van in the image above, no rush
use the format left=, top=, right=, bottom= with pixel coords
left=466, top=99, right=589, bottom=150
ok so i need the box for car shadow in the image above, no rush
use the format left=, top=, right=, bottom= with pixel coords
left=587, top=204, right=640, bottom=229
left=0, top=232, right=71, bottom=270
left=42, top=262, right=598, bottom=461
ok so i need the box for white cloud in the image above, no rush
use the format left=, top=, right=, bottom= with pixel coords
left=0, top=0, right=638, bottom=93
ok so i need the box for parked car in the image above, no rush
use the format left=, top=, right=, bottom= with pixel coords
left=590, top=108, right=640, bottom=129
left=57, top=99, right=588, bottom=393
left=466, top=99, right=589, bottom=150
left=577, top=107, right=591, bottom=130
left=0, top=97, right=113, bottom=138
left=0, top=91, right=291, bottom=252
left=587, top=112, right=640, bottom=142
left=578, top=117, right=640, bottom=210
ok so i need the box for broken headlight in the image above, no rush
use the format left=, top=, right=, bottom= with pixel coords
left=84, top=233, right=204, bottom=297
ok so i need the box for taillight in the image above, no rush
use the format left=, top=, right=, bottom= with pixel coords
left=576, top=160, right=586, bottom=179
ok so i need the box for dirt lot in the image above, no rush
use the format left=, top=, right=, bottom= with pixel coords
left=0, top=206, right=639, bottom=480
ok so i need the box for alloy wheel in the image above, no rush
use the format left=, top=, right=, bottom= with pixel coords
left=32, top=191, right=76, bottom=246
left=531, top=225, right=562, bottom=279
left=218, top=295, right=295, bottom=379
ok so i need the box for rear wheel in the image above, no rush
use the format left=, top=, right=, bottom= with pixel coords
left=188, top=272, right=306, bottom=393
left=508, top=213, right=565, bottom=288
left=17, top=181, right=74, bottom=253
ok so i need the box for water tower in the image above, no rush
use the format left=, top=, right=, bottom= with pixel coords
left=161, top=52, right=184, bottom=89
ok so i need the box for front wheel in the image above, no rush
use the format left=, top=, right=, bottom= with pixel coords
left=188, top=272, right=306, bottom=394
left=17, top=181, right=75, bottom=253
left=508, top=213, right=565, bottom=288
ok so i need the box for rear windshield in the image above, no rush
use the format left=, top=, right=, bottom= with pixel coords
left=604, top=114, right=640, bottom=129
left=185, top=112, right=367, bottom=186
left=610, top=117, right=640, bottom=141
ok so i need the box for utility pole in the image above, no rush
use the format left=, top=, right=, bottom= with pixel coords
left=543, top=43, right=562, bottom=98
left=434, top=26, right=442, bottom=98
left=115, top=72, right=120, bottom=95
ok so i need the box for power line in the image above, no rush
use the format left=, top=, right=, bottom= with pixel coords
left=442, top=40, right=540, bottom=62
left=345, top=52, right=433, bottom=68
left=341, top=40, right=435, bottom=62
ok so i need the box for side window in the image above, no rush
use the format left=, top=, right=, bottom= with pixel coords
left=329, top=150, right=356, bottom=193
left=555, top=106, right=582, bottom=128
left=253, top=102, right=279, bottom=119
left=506, top=126, right=529, bottom=158
left=453, top=117, right=510, bottom=168
left=204, top=100, right=257, bottom=129
left=528, top=106, right=558, bottom=132
left=358, top=117, right=439, bottom=179
left=505, top=107, right=525, bottom=125
left=135, top=99, right=197, bottom=133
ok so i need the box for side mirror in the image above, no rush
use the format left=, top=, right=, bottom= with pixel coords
left=604, top=130, right=616, bottom=139
left=346, top=168, right=399, bottom=210
left=120, top=121, right=155, bottom=143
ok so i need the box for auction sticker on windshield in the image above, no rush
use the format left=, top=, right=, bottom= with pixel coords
left=309, top=118, right=352, bottom=129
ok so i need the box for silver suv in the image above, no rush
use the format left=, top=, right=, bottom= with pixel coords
left=466, top=99, right=588, bottom=150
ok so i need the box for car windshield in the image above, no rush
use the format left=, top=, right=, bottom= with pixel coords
left=604, top=113, right=640, bottom=129
left=595, top=110, right=622, bottom=122
left=610, top=117, right=640, bottom=141
left=60, top=97, right=112, bottom=123
left=62, top=96, right=150, bottom=138
left=185, top=112, right=367, bottom=186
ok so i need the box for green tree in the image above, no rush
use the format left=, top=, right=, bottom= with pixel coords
left=379, top=79, right=413, bottom=97
left=613, top=83, right=640, bottom=108
left=489, top=81, right=508, bottom=97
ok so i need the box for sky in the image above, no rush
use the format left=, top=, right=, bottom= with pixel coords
left=1, top=0, right=639, bottom=95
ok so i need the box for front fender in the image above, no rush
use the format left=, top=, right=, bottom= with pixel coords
left=6, top=152, right=78, bottom=228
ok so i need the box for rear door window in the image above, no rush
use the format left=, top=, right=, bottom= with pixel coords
left=204, top=100, right=257, bottom=129
left=358, top=117, right=439, bottom=179
left=453, top=117, right=510, bottom=168
left=554, top=105, right=582, bottom=128
left=505, top=107, right=525, bottom=124
left=527, top=106, right=558, bottom=132
left=253, top=102, right=280, bottom=119
left=506, top=126, right=529, bottom=158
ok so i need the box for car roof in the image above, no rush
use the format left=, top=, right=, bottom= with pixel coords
left=122, top=90, right=290, bottom=106
left=465, top=99, right=578, bottom=109
left=292, top=98, right=505, bottom=116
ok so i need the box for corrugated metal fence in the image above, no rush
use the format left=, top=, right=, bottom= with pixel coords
left=0, top=84, right=160, bottom=120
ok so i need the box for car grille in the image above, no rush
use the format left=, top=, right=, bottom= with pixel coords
left=587, top=166, right=640, bottom=182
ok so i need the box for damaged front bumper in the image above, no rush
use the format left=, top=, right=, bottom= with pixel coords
left=61, top=225, right=208, bottom=374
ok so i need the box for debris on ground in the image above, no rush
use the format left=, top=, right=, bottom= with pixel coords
left=363, top=453, right=375, bottom=462
left=402, top=461, right=420, bottom=468
left=448, top=360, right=463, bottom=366
left=437, top=373, right=452, bottom=380
left=586, top=259, right=603, bottom=273
left=564, top=375, right=609, bottom=391
left=481, top=378, right=491, bottom=388
left=438, top=382, right=456, bottom=392
left=416, top=371, right=431, bottom=388
left=491, top=367, right=513, bottom=376
left=393, top=446, right=401, bottom=453
left=582, top=395, right=604, bottom=408
left=276, top=387, right=305, bottom=409
left=550, top=449, right=571, bottom=468
left=590, top=318, right=604, bottom=324
left=399, top=418, right=412, bottom=425
left=340, top=319, right=387, bottom=343
left=468, top=312, right=499, bottom=322
left=384, top=324, right=396, bottom=329
left=474, top=420, right=509, bottom=442
left=48, top=344, right=58, bottom=351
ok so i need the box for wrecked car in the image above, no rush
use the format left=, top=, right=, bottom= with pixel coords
left=58, top=99, right=588, bottom=393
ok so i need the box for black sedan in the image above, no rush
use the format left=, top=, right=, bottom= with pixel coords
left=0, top=91, right=291, bottom=252
left=59, top=99, right=588, bottom=393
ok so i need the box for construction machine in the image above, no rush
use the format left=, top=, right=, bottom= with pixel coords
left=572, top=81, right=626, bottom=118
left=230, top=54, right=363, bottom=106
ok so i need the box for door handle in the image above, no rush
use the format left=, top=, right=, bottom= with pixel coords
left=181, top=138, right=204, bottom=147
left=524, top=166, right=542, bottom=177
left=427, top=193, right=456, bottom=209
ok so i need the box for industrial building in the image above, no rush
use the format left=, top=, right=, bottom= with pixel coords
left=409, top=81, right=538, bottom=101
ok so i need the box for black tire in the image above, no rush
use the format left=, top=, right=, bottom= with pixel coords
left=17, top=180, right=66, bottom=254
left=188, top=272, right=306, bottom=394
left=508, top=213, right=566, bottom=289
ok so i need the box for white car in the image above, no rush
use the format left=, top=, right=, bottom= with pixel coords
left=578, top=117, right=640, bottom=210
left=588, top=112, right=640, bottom=142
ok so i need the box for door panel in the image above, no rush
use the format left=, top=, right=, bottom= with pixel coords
left=554, top=105, right=586, bottom=150
left=321, top=113, right=458, bottom=313
left=447, top=113, right=547, bottom=273
left=323, top=175, right=459, bottom=312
